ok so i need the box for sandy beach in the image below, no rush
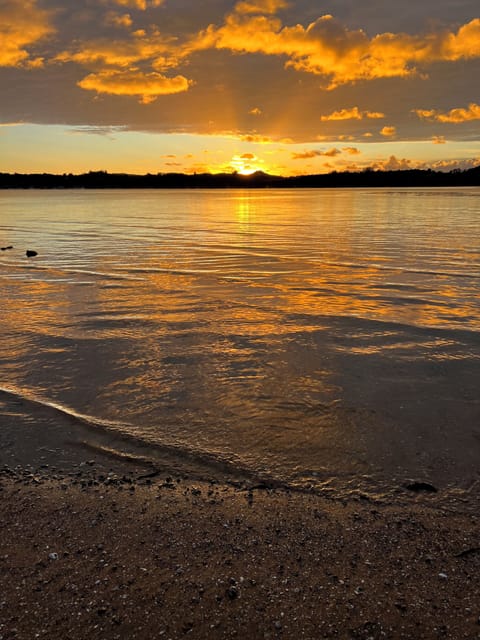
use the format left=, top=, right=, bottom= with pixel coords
left=1, top=443, right=480, bottom=640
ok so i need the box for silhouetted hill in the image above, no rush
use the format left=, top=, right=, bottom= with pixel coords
left=0, top=167, right=479, bottom=189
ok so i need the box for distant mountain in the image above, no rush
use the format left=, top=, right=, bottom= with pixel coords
left=0, top=166, right=479, bottom=189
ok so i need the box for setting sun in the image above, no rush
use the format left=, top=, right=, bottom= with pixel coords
left=230, top=153, right=262, bottom=175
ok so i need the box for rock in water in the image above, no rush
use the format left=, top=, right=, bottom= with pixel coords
left=26, top=250, right=38, bottom=257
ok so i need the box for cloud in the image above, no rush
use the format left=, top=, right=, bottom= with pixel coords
left=291, top=150, right=319, bottom=159
left=239, top=133, right=273, bottom=143
left=432, top=136, right=446, bottom=144
left=320, top=107, right=384, bottom=121
left=249, top=107, right=262, bottom=116
left=370, top=155, right=480, bottom=173
left=191, top=11, right=480, bottom=88
left=373, top=155, right=412, bottom=171
left=240, top=152, right=255, bottom=158
left=234, top=0, right=289, bottom=15
left=105, top=12, right=133, bottom=28
left=380, top=126, right=396, bottom=137
left=0, top=0, right=54, bottom=67
left=56, top=33, right=179, bottom=69
left=426, top=158, right=480, bottom=171
left=343, top=147, right=360, bottom=155
left=112, top=0, right=165, bottom=9
left=68, top=125, right=127, bottom=136
left=292, top=147, right=340, bottom=159
left=77, top=69, right=192, bottom=103
left=413, top=102, right=480, bottom=123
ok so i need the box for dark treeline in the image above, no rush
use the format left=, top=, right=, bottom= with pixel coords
left=1, top=166, right=479, bottom=189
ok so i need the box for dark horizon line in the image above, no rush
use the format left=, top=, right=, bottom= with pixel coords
left=1, top=165, right=479, bottom=189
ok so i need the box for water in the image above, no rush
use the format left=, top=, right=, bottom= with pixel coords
left=1, top=188, right=479, bottom=498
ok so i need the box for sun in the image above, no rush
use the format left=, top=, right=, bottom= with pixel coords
left=230, top=153, right=261, bottom=175
left=238, top=166, right=257, bottom=175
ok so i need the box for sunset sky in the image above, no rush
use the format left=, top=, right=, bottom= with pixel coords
left=1, top=0, right=479, bottom=176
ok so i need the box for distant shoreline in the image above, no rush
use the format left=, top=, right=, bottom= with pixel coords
left=1, top=166, right=479, bottom=189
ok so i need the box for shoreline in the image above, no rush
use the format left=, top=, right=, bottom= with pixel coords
left=2, top=444, right=480, bottom=639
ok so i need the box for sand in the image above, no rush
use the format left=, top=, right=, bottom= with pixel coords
left=1, top=452, right=480, bottom=640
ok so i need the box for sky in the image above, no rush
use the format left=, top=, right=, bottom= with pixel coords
left=1, top=0, right=479, bottom=176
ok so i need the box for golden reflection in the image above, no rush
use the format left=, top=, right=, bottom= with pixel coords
left=234, top=192, right=255, bottom=233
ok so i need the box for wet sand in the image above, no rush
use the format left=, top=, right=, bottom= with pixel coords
left=1, top=440, right=480, bottom=640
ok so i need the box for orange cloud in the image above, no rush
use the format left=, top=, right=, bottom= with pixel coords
left=105, top=12, right=133, bottom=28
left=292, top=148, right=340, bottom=159
left=56, top=34, right=178, bottom=69
left=249, top=107, right=262, bottom=116
left=373, top=155, right=412, bottom=171
left=191, top=12, right=480, bottom=88
left=380, top=126, right=396, bottom=137
left=413, top=102, right=480, bottom=123
left=343, top=147, right=361, bottom=155
left=320, top=107, right=384, bottom=121
left=239, top=133, right=273, bottom=143
left=432, top=136, right=446, bottom=144
left=235, top=0, right=288, bottom=15
left=291, top=150, right=319, bottom=159
left=77, top=69, right=191, bottom=103
left=0, top=0, right=54, bottom=67
left=112, top=0, right=164, bottom=9
left=322, top=147, right=341, bottom=157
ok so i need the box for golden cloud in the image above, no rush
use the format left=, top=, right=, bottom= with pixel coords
left=112, top=0, right=164, bottom=9
left=320, top=107, right=384, bottom=121
left=373, top=155, right=412, bottom=171
left=239, top=133, right=273, bottom=143
left=291, top=150, right=319, bottom=159
left=322, top=147, right=341, bottom=157
left=380, top=126, right=396, bottom=137
left=191, top=13, right=480, bottom=88
left=105, top=12, right=133, bottom=28
left=292, top=148, right=340, bottom=159
left=413, top=102, right=480, bottom=123
left=56, top=33, right=178, bottom=69
left=432, top=136, right=446, bottom=144
left=343, top=147, right=361, bottom=155
left=235, top=0, right=288, bottom=15
left=77, top=69, right=191, bottom=103
left=0, top=0, right=54, bottom=67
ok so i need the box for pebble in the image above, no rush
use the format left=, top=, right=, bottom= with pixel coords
left=226, top=585, right=239, bottom=600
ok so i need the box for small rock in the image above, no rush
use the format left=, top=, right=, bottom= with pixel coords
left=405, top=482, right=438, bottom=493
left=26, top=250, right=38, bottom=258
left=48, top=552, right=59, bottom=561
left=226, top=585, right=239, bottom=600
left=439, top=573, right=448, bottom=580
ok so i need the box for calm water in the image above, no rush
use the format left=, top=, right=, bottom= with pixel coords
left=1, top=188, right=479, bottom=498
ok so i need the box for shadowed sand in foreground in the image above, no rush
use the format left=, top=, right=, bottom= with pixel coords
left=1, top=437, right=480, bottom=640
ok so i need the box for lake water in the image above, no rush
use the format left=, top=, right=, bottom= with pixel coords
left=1, top=188, right=479, bottom=499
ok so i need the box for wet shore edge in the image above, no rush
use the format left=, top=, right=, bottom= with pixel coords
left=1, top=419, right=480, bottom=640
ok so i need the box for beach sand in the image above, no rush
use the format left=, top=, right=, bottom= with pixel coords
left=1, top=436, right=480, bottom=640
